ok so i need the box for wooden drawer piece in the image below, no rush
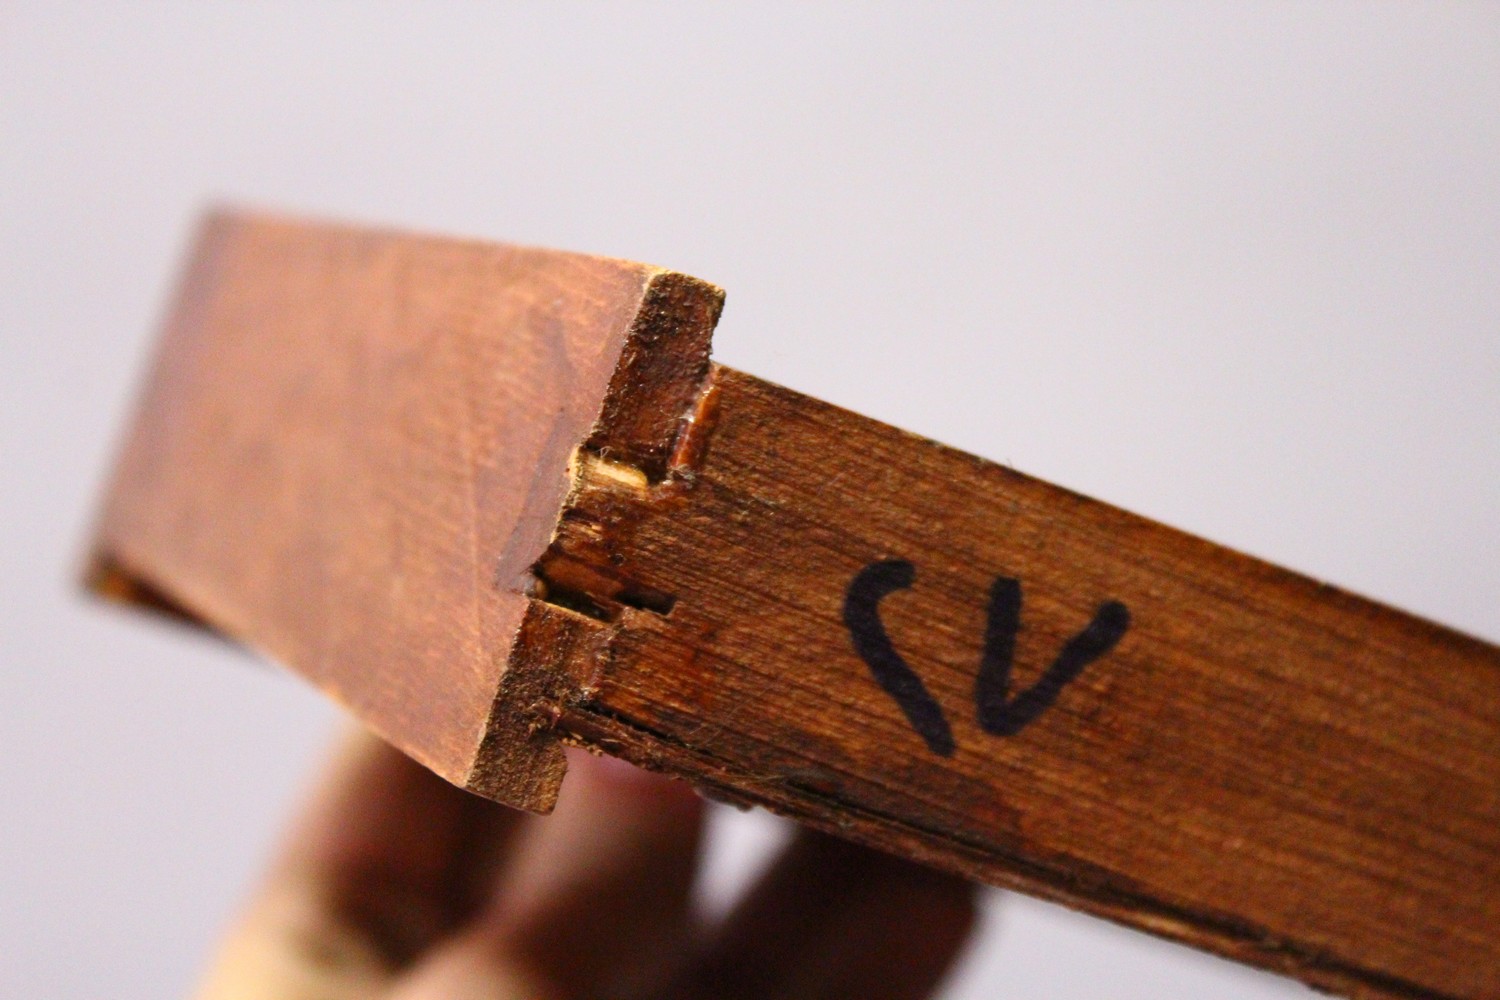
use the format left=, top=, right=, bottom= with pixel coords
left=88, top=212, right=1500, bottom=1000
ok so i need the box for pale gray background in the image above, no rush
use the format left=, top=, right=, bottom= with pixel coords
left=3, top=4, right=1497, bottom=998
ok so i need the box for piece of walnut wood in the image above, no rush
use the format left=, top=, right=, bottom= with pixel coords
left=88, top=212, right=1499, bottom=1000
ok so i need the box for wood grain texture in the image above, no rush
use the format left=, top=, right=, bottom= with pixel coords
left=539, top=371, right=1500, bottom=1000
left=89, top=213, right=1500, bottom=1000
left=88, top=210, right=722, bottom=803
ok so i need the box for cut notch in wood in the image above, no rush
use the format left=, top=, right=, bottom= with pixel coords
left=86, top=211, right=1500, bottom=1000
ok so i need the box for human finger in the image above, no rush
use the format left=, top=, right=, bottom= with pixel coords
left=660, top=829, right=977, bottom=1000
left=194, top=726, right=525, bottom=1000
left=389, top=749, right=705, bottom=1000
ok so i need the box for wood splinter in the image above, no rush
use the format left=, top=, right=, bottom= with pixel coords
left=87, top=211, right=1500, bottom=1000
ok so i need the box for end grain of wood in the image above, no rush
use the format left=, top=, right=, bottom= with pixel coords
left=88, top=212, right=1500, bottom=1000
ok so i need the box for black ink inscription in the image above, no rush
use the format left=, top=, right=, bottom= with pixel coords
left=843, top=560, right=956, bottom=757
left=975, top=577, right=1130, bottom=736
left=845, top=561, right=1131, bottom=754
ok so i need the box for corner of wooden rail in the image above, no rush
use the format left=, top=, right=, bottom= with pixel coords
left=83, top=210, right=725, bottom=813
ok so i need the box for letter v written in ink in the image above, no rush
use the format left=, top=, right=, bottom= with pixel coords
left=844, top=560, right=1131, bottom=755
left=975, top=576, right=1130, bottom=737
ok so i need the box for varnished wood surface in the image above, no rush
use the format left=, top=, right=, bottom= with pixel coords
left=89, top=210, right=722, bottom=800
left=89, top=214, right=1500, bottom=1000
left=539, top=370, right=1500, bottom=1000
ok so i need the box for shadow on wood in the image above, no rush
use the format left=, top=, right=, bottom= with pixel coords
left=86, top=211, right=1500, bottom=1000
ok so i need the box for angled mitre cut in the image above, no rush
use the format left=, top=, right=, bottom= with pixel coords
left=87, top=211, right=1500, bottom=1000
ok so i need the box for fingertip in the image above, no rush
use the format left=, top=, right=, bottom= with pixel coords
left=566, top=748, right=705, bottom=819
left=460, top=749, right=707, bottom=997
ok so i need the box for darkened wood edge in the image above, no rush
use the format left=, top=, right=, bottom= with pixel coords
left=463, top=278, right=724, bottom=811
left=586, top=271, right=725, bottom=480
left=554, top=703, right=1442, bottom=1000
left=85, top=549, right=214, bottom=631
left=463, top=601, right=610, bottom=807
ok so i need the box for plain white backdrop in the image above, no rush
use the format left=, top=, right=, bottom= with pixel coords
left=3, top=4, right=1497, bottom=998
